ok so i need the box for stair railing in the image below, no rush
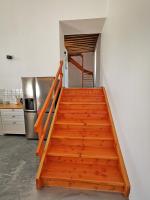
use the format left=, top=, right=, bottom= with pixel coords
left=34, top=61, right=63, bottom=158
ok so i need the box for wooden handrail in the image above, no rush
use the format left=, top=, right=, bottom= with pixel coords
left=69, top=57, right=93, bottom=75
left=34, top=60, right=63, bottom=157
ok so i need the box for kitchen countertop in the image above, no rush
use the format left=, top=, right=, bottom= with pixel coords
left=0, top=103, right=23, bottom=109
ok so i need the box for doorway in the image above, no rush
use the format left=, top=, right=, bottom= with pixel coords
left=59, top=18, right=105, bottom=88
left=64, top=34, right=100, bottom=88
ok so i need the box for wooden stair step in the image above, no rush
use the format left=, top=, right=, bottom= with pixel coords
left=36, top=87, right=130, bottom=196
left=61, top=96, right=105, bottom=102
left=47, top=145, right=118, bottom=160
left=58, top=103, right=107, bottom=112
left=51, top=138, right=114, bottom=148
left=60, top=102, right=106, bottom=105
left=62, top=94, right=104, bottom=98
left=41, top=161, right=124, bottom=187
left=53, top=123, right=112, bottom=138
left=55, top=119, right=110, bottom=125
left=58, top=109, right=108, bottom=114
left=52, top=128, right=113, bottom=140
left=41, top=178, right=124, bottom=193
left=47, top=156, right=118, bottom=167
left=57, top=113, right=109, bottom=120
left=62, top=88, right=104, bottom=95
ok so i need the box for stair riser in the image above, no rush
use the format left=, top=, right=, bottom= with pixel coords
left=46, top=156, right=118, bottom=167
left=52, top=133, right=113, bottom=140
left=61, top=97, right=105, bottom=102
left=58, top=110, right=108, bottom=114
left=62, top=90, right=104, bottom=95
left=54, top=124, right=112, bottom=132
left=41, top=179, right=124, bottom=194
left=62, top=94, right=104, bottom=98
left=59, top=104, right=107, bottom=111
left=51, top=138, right=114, bottom=148
left=57, top=115, right=109, bottom=121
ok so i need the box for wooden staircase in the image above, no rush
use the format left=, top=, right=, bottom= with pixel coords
left=69, top=56, right=94, bottom=88
left=34, top=62, right=130, bottom=197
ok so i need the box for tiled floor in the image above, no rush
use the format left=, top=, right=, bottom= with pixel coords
left=0, top=135, right=128, bottom=200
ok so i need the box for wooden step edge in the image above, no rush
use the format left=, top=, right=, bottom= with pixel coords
left=47, top=152, right=118, bottom=160
left=62, top=88, right=103, bottom=90
left=60, top=102, right=106, bottom=105
left=39, top=178, right=124, bottom=194
left=62, top=94, right=105, bottom=97
left=51, top=135, right=114, bottom=141
left=57, top=111, right=108, bottom=114
left=41, top=175, right=124, bottom=187
left=55, top=121, right=111, bottom=126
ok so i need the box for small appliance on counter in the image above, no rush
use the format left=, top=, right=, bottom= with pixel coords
left=21, top=77, right=55, bottom=139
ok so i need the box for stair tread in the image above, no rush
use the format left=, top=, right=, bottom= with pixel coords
left=62, top=94, right=104, bottom=97
left=48, top=145, right=118, bottom=160
left=57, top=113, right=108, bottom=120
left=62, top=92, right=104, bottom=96
left=55, top=119, right=110, bottom=125
left=52, top=131, right=113, bottom=140
left=61, top=97, right=105, bottom=101
left=41, top=161, right=124, bottom=186
left=58, top=110, right=107, bottom=114
left=60, top=102, right=106, bottom=105
left=52, top=125, right=113, bottom=140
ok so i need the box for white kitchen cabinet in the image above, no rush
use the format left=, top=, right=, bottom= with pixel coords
left=0, top=109, right=25, bottom=135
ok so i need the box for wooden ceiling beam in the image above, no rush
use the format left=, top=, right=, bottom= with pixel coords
left=64, top=34, right=99, bottom=54
left=67, top=47, right=94, bottom=50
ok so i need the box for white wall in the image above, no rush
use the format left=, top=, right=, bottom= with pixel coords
left=101, top=0, right=150, bottom=200
left=94, top=35, right=101, bottom=87
left=0, top=0, right=108, bottom=89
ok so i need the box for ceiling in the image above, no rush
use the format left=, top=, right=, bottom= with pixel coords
left=64, top=34, right=99, bottom=55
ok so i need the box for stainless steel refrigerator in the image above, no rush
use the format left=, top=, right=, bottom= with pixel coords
left=21, top=77, right=54, bottom=139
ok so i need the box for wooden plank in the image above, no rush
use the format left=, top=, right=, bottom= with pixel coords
left=57, top=112, right=108, bottom=118
left=42, top=178, right=124, bottom=194
left=55, top=118, right=110, bottom=125
left=41, top=161, right=123, bottom=186
left=60, top=102, right=106, bottom=105
left=103, top=87, right=130, bottom=197
left=62, top=88, right=104, bottom=95
left=47, top=145, right=118, bottom=160
left=58, top=109, right=107, bottom=114
left=55, top=120, right=111, bottom=126
left=47, top=156, right=118, bottom=167
left=53, top=123, right=112, bottom=134
left=52, top=127, right=113, bottom=140
left=58, top=103, right=107, bottom=111
left=51, top=138, right=114, bottom=148
left=61, top=96, right=105, bottom=102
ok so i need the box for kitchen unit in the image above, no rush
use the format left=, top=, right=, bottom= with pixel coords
left=22, top=77, right=55, bottom=139
left=0, top=104, right=25, bottom=135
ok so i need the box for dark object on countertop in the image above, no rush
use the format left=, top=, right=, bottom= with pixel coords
left=6, top=55, right=13, bottom=59
left=20, top=98, right=23, bottom=104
